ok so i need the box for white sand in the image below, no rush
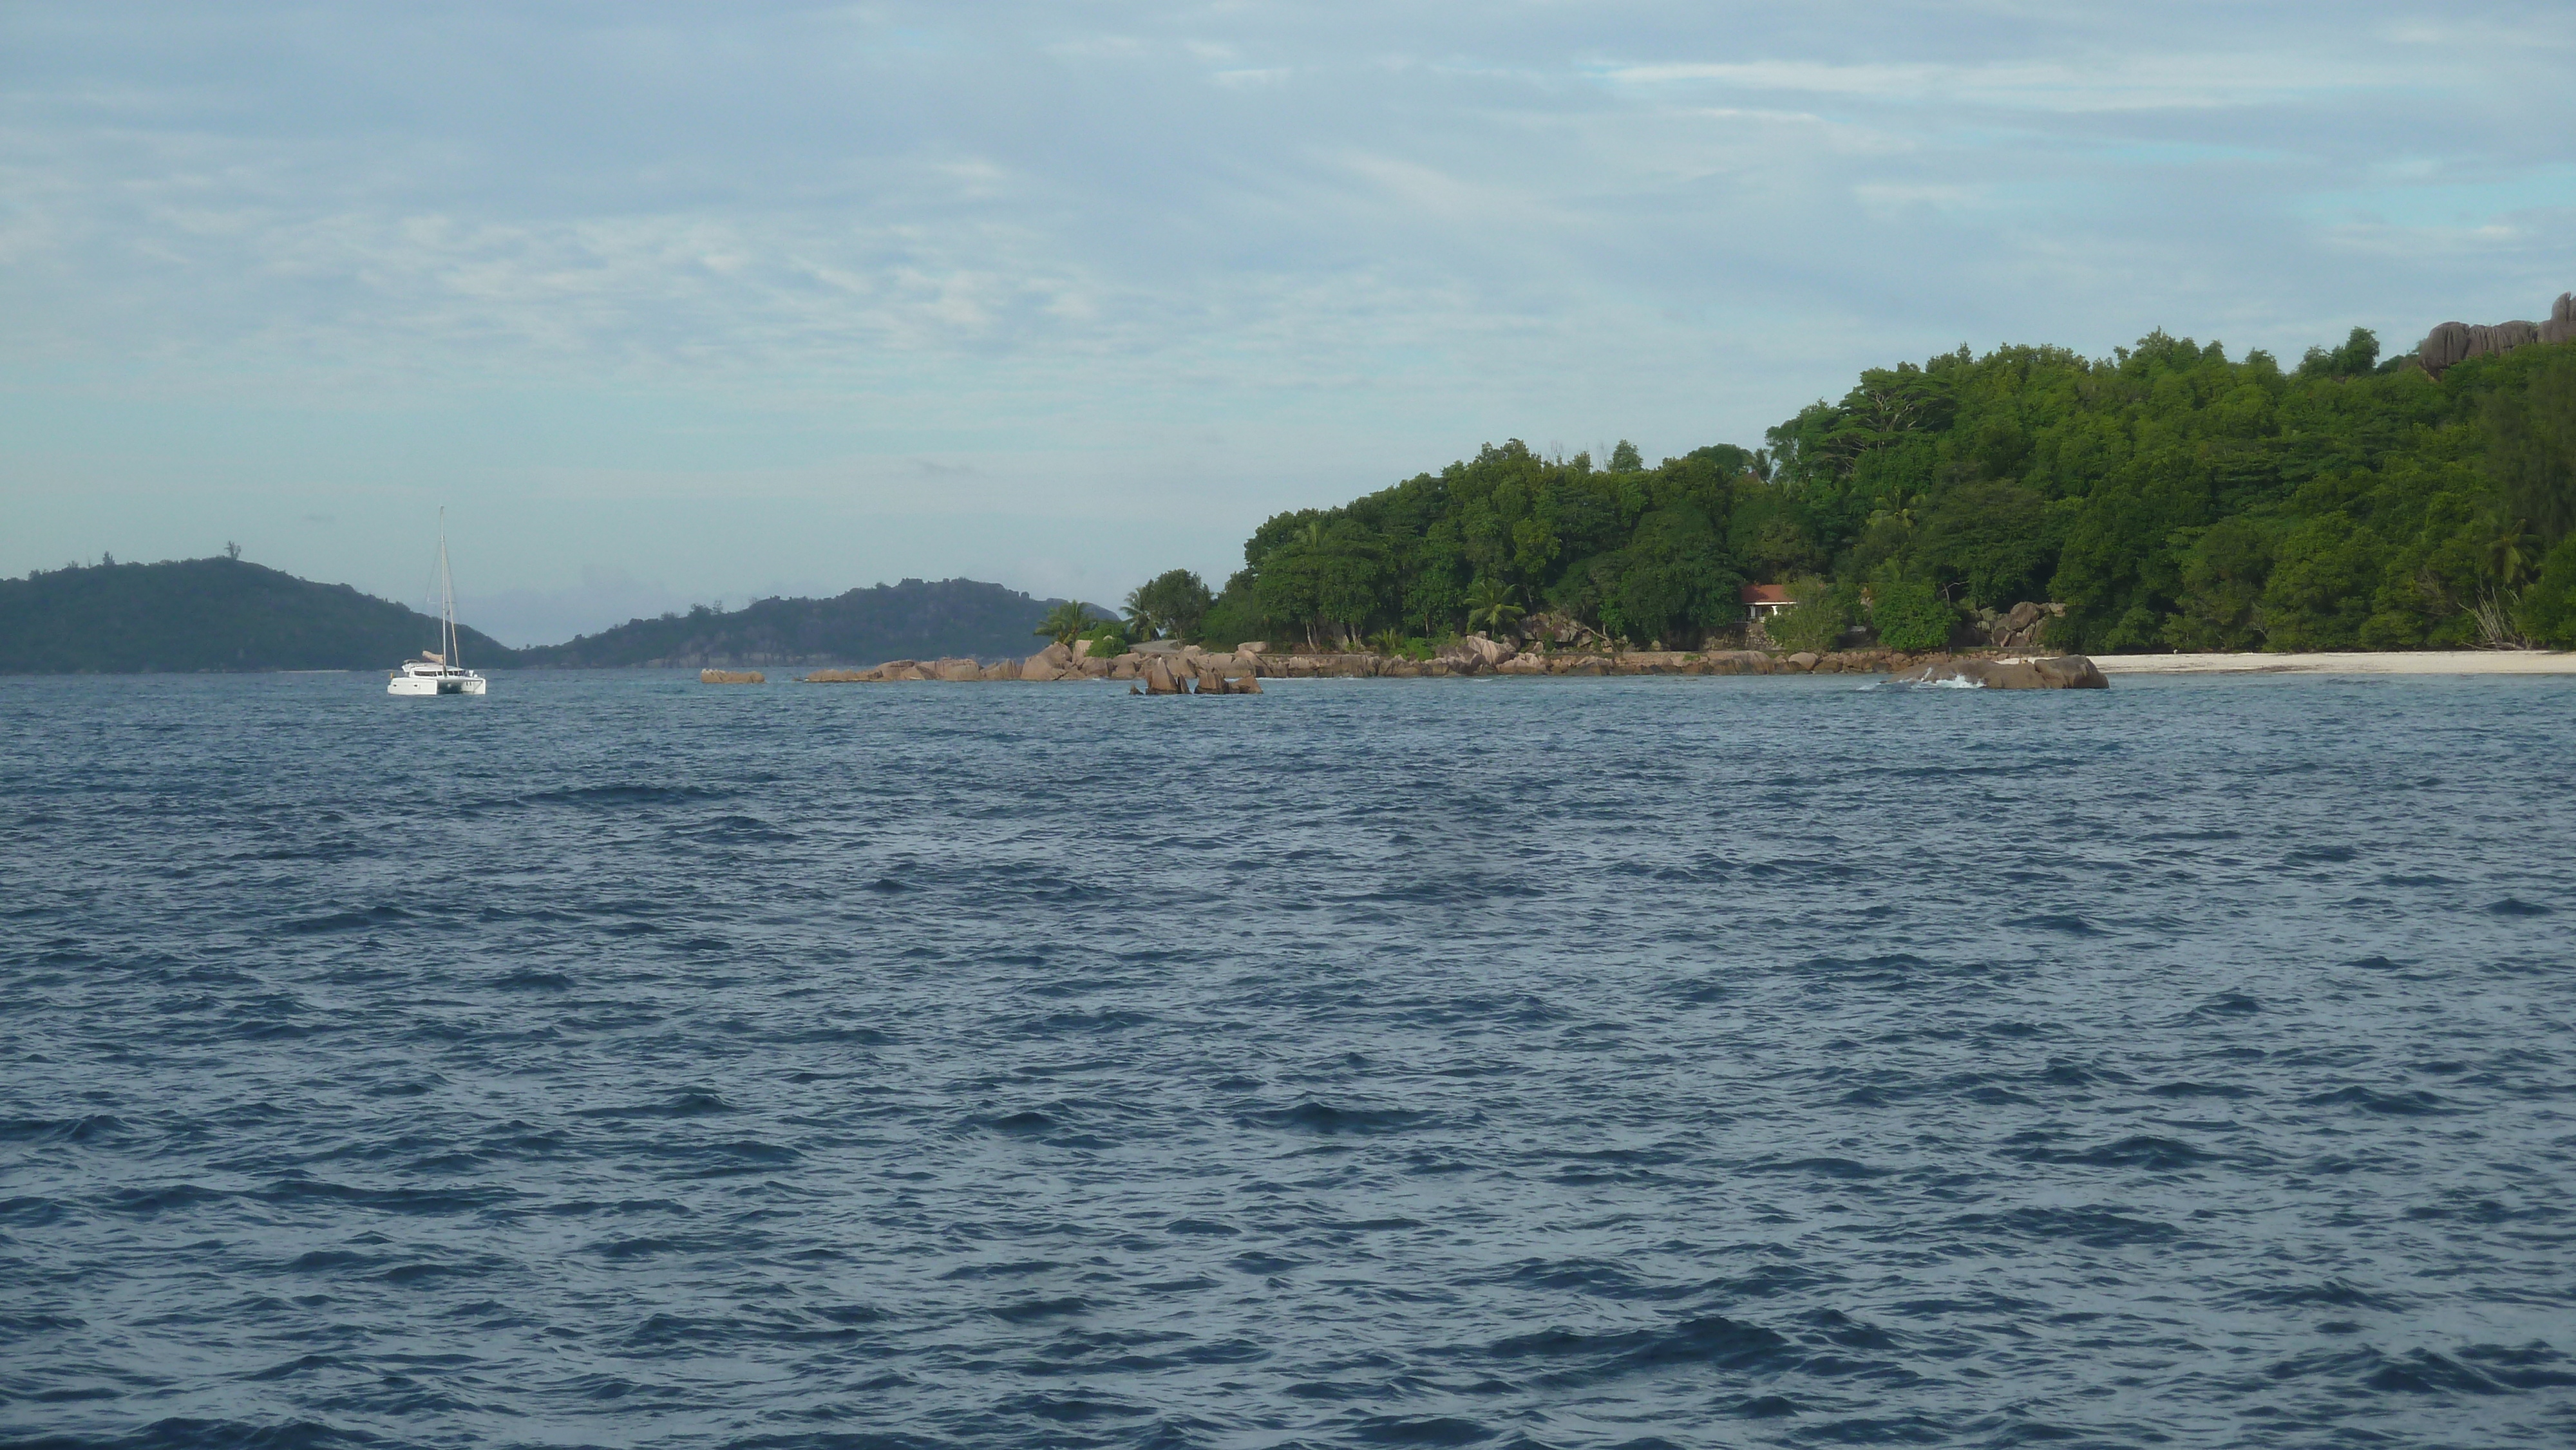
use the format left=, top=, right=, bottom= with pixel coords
left=2088, top=650, right=2576, bottom=675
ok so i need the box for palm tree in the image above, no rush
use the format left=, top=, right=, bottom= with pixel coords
left=1464, top=578, right=1524, bottom=636
left=2486, top=516, right=2541, bottom=590
left=1035, top=601, right=1092, bottom=647
left=1120, top=592, right=1154, bottom=640
left=1864, top=491, right=1925, bottom=534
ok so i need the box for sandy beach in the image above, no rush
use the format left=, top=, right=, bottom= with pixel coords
left=2090, top=650, right=2576, bottom=675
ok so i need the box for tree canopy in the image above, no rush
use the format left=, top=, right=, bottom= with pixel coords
left=1124, top=569, right=1213, bottom=641
left=1176, top=331, right=2576, bottom=652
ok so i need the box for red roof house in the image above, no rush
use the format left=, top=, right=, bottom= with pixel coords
left=1740, top=583, right=1794, bottom=619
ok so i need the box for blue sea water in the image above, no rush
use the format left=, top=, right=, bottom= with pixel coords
left=3, top=670, right=2573, bottom=1449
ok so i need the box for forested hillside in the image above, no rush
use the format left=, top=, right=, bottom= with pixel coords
left=1190, top=326, right=2576, bottom=653
left=0, top=556, right=518, bottom=673
left=513, top=578, right=1066, bottom=667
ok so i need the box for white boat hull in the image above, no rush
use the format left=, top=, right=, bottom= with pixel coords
left=388, top=668, right=486, bottom=696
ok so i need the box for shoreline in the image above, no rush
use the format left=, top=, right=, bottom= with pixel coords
left=791, top=643, right=2576, bottom=686
left=2092, top=650, right=2576, bottom=676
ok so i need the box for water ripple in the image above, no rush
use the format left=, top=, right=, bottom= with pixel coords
left=4, top=671, right=2574, bottom=1447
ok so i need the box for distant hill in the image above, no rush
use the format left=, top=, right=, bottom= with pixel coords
left=512, top=578, right=1066, bottom=667
left=0, top=557, right=519, bottom=673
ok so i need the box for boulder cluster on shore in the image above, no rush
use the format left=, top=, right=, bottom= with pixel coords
left=785, top=636, right=2107, bottom=689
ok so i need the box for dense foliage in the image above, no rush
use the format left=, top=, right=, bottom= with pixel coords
left=1124, top=570, right=1213, bottom=641
left=1034, top=601, right=1094, bottom=647
left=0, top=557, right=517, bottom=673
left=1187, top=331, right=2576, bottom=652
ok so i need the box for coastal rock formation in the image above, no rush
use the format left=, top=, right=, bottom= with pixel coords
left=1434, top=633, right=1520, bottom=673
left=1203, top=669, right=1260, bottom=693
left=1975, top=601, right=2063, bottom=648
left=1513, top=612, right=1614, bottom=651
left=802, top=643, right=2065, bottom=685
left=1889, top=655, right=2108, bottom=690
left=1699, top=650, right=1774, bottom=673
left=802, top=659, right=938, bottom=682
left=1126, top=660, right=1262, bottom=695
left=1020, top=641, right=1076, bottom=681
left=699, top=669, right=765, bottom=684
left=2418, top=295, right=2574, bottom=377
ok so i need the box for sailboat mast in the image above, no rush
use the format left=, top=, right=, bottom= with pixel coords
left=439, top=508, right=459, bottom=668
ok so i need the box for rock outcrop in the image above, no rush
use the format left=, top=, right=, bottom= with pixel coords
left=699, top=669, right=764, bottom=684
left=1971, top=601, right=2063, bottom=649
left=1514, top=612, right=1616, bottom=651
left=1019, top=641, right=1076, bottom=681
left=1430, top=632, right=1521, bottom=673
left=2418, top=294, right=2573, bottom=377
left=799, top=641, right=2098, bottom=686
left=1888, top=655, right=2108, bottom=690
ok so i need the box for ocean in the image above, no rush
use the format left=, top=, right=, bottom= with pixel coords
left=4, top=670, right=2572, bottom=1448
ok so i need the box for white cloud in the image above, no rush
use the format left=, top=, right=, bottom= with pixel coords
left=1599, top=53, right=2414, bottom=111
left=3, top=0, right=2571, bottom=613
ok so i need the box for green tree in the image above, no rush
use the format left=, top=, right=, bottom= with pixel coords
left=2298, top=326, right=2380, bottom=379
left=1124, top=569, right=1214, bottom=641
left=2164, top=517, right=2275, bottom=651
left=2259, top=516, right=2382, bottom=650
left=1255, top=521, right=1388, bottom=647
left=1035, top=600, right=1093, bottom=646
left=1866, top=575, right=1957, bottom=652
left=2515, top=536, right=2576, bottom=646
left=1591, top=509, right=1740, bottom=646
left=1464, top=578, right=1524, bottom=636
left=2486, top=348, right=2576, bottom=544
left=1915, top=482, right=2055, bottom=608
left=1196, top=570, right=1262, bottom=650
left=2484, top=514, right=2543, bottom=590
left=1079, top=619, right=1135, bottom=655
left=1763, top=578, right=1848, bottom=653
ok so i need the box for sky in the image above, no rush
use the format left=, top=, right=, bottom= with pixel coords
left=3, top=3, right=2570, bottom=645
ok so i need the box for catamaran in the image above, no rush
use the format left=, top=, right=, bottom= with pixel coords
left=388, top=513, right=488, bottom=697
